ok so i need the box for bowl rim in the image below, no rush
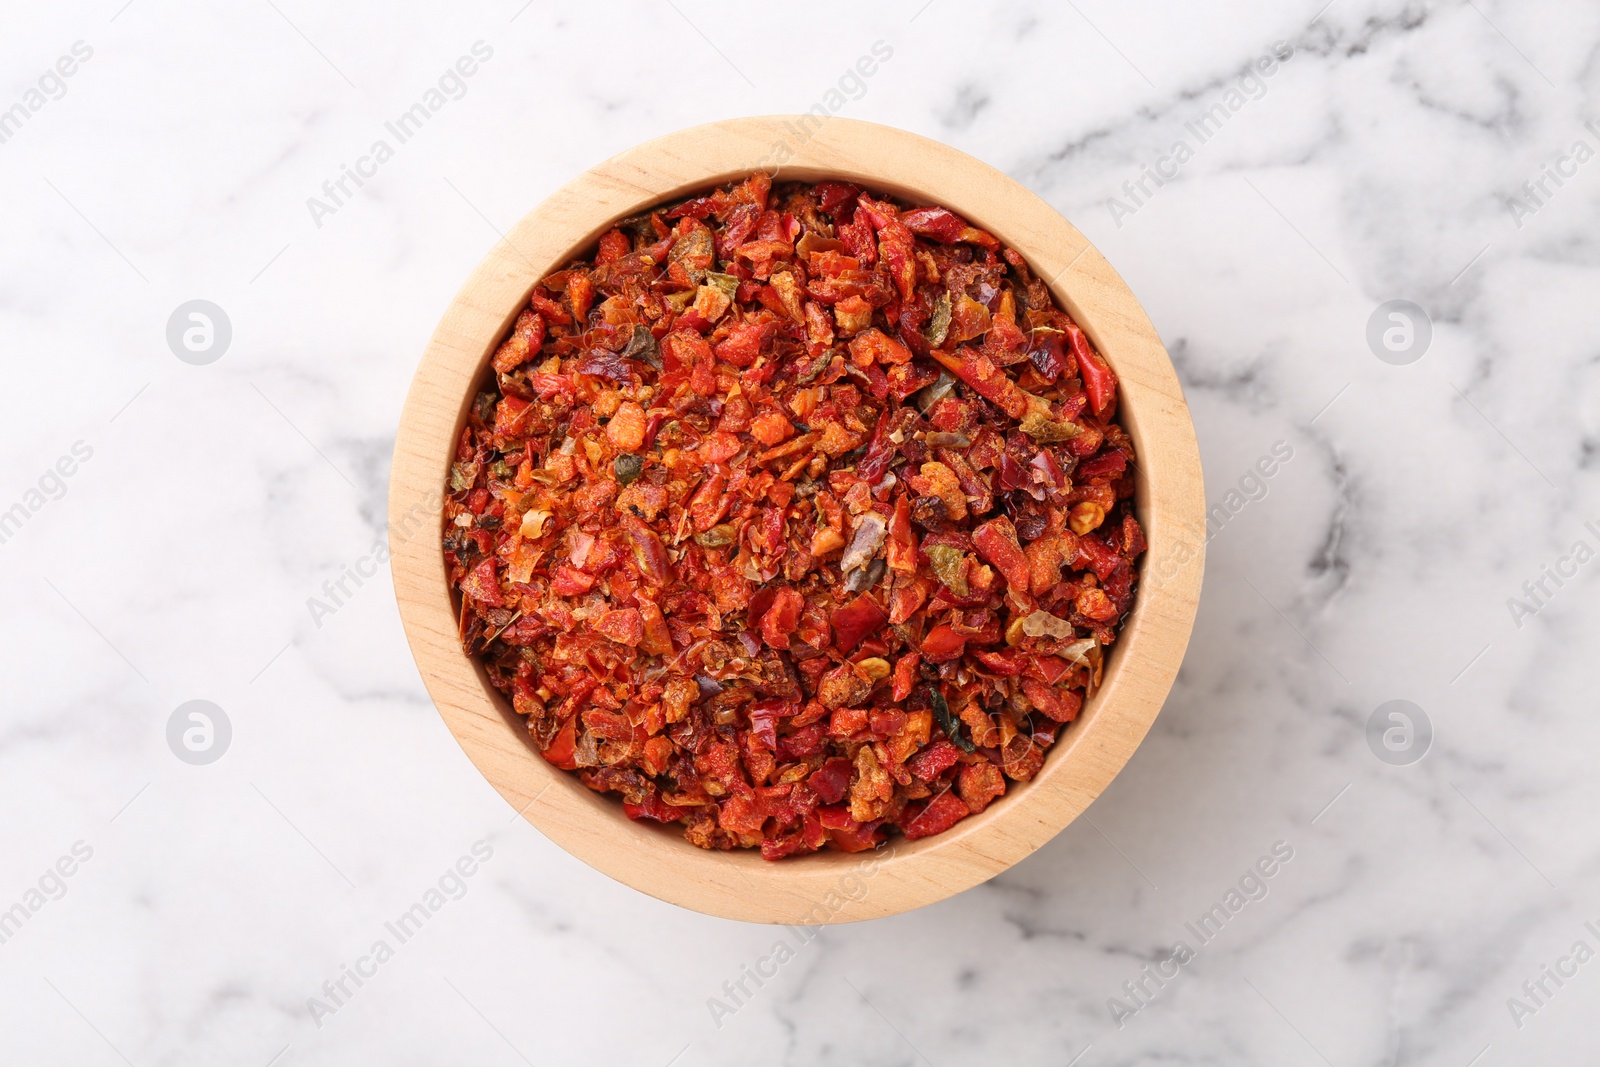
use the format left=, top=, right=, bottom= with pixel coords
left=389, top=115, right=1205, bottom=924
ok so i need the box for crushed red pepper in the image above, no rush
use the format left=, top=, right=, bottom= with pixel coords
left=444, top=174, right=1145, bottom=859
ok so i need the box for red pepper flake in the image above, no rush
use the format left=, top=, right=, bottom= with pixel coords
left=902, top=789, right=971, bottom=840
left=809, top=756, right=854, bottom=804
left=972, top=515, right=1030, bottom=592
left=458, top=558, right=504, bottom=607
left=830, top=593, right=888, bottom=655
left=758, top=586, right=804, bottom=648
left=593, top=608, right=643, bottom=647
left=958, top=761, right=1006, bottom=814
left=920, top=622, right=967, bottom=663
left=905, top=739, right=962, bottom=782
left=446, top=173, right=1143, bottom=858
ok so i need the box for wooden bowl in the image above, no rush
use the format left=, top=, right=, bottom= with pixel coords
left=389, top=116, right=1204, bottom=924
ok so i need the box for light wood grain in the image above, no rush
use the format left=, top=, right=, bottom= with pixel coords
left=389, top=117, right=1205, bottom=924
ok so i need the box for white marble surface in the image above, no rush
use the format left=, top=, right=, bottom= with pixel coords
left=3, top=0, right=1598, bottom=1063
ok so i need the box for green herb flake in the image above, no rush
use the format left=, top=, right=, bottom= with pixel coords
left=614, top=453, right=643, bottom=487
left=913, top=369, right=959, bottom=413
left=925, top=291, right=952, bottom=348
left=669, top=224, right=714, bottom=284
left=926, top=544, right=970, bottom=598
left=693, top=523, right=737, bottom=548
left=473, top=391, right=497, bottom=426
left=449, top=461, right=476, bottom=493
left=930, top=688, right=974, bottom=753
left=1018, top=409, right=1080, bottom=443
left=794, top=353, right=831, bottom=386
left=621, top=324, right=661, bottom=368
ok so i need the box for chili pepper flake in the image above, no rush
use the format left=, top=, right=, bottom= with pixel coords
left=445, top=173, right=1143, bottom=859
